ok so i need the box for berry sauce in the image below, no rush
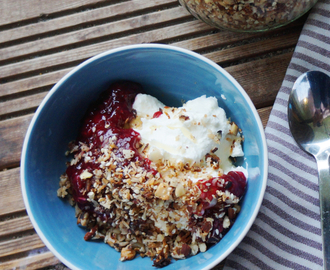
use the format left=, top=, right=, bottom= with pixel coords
left=197, top=171, right=246, bottom=209
left=196, top=171, right=246, bottom=244
left=66, top=81, right=154, bottom=209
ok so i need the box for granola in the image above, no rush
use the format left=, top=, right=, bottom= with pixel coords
left=58, top=81, right=247, bottom=267
left=179, top=0, right=318, bottom=32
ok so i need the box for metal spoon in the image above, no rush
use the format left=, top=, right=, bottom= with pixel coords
left=288, top=70, right=330, bottom=270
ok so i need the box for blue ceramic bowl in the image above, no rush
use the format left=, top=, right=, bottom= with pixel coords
left=21, top=44, right=268, bottom=270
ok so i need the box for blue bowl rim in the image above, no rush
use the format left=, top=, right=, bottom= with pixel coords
left=20, top=43, right=268, bottom=270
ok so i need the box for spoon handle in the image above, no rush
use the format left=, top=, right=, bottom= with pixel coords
left=316, top=151, right=330, bottom=270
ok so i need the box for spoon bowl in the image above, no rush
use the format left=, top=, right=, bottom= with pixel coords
left=288, top=70, right=330, bottom=270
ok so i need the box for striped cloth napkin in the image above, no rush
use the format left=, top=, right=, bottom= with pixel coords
left=224, top=1, right=330, bottom=269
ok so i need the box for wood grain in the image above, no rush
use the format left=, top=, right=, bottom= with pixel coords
left=0, top=20, right=212, bottom=80
left=0, top=251, right=60, bottom=270
left=0, top=0, right=177, bottom=44
left=0, top=6, right=191, bottom=62
left=0, top=0, right=109, bottom=27
left=0, top=234, right=45, bottom=258
left=0, top=168, right=25, bottom=216
left=205, top=31, right=299, bottom=65
left=0, top=115, right=33, bottom=169
left=0, top=92, right=46, bottom=117
left=226, top=53, right=293, bottom=108
left=0, top=215, right=33, bottom=238
left=0, top=69, right=71, bottom=98
left=0, top=29, right=274, bottom=99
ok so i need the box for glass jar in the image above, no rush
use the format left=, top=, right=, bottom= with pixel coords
left=179, top=0, right=318, bottom=32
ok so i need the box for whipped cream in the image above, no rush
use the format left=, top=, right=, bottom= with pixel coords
left=131, top=94, right=245, bottom=178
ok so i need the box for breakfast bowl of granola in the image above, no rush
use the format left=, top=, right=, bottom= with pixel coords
left=21, top=44, right=268, bottom=270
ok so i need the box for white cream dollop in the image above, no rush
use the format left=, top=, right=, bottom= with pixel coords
left=131, top=94, right=245, bottom=176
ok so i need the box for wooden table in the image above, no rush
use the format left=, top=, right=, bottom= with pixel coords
left=0, top=0, right=307, bottom=269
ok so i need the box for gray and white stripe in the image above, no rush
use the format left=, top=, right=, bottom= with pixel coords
left=224, top=1, right=330, bottom=269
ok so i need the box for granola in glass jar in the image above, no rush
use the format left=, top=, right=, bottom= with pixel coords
left=179, top=0, right=318, bottom=32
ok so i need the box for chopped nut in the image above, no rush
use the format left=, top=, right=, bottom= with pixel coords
left=84, top=225, right=99, bottom=241
left=78, top=212, right=89, bottom=227
left=198, top=242, right=207, bottom=252
left=190, top=243, right=199, bottom=255
left=181, top=243, right=191, bottom=257
left=80, top=170, right=93, bottom=179
left=57, top=186, right=68, bottom=198
left=87, top=191, right=95, bottom=201
left=175, top=183, right=186, bottom=197
left=155, top=183, right=171, bottom=200
left=223, top=216, right=230, bottom=229
left=120, top=245, right=136, bottom=261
